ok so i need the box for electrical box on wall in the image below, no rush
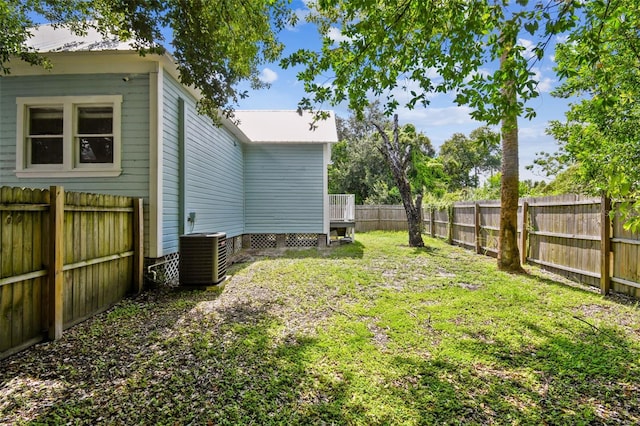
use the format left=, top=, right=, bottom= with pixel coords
left=188, top=212, right=196, bottom=223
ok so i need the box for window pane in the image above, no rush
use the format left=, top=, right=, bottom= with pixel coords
left=29, top=107, right=63, bottom=135
left=31, top=137, right=63, bottom=164
left=78, top=137, right=114, bottom=163
left=78, top=106, right=113, bottom=134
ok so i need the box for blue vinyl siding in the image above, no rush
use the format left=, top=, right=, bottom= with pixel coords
left=161, top=73, right=182, bottom=255
left=244, top=144, right=324, bottom=233
left=161, top=73, right=244, bottom=255
left=1, top=72, right=329, bottom=257
left=0, top=73, right=151, bottom=252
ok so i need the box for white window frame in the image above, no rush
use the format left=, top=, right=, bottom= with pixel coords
left=16, top=95, right=123, bottom=177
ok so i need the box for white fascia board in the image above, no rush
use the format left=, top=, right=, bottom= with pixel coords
left=148, top=63, right=164, bottom=259
left=323, top=143, right=330, bottom=237
left=220, top=114, right=252, bottom=145
left=242, top=139, right=333, bottom=145
left=7, top=51, right=158, bottom=76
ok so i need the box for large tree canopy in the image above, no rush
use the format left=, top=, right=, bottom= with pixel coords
left=1, top=0, right=292, bottom=119
left=550, top=0, right=640, bottom=231
left=284, top=0, right=578, bottom=270
left=284, top=1, right=576, bottom=123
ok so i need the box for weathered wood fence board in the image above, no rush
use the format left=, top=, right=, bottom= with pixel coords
left=355, top=205, right=410, bottom=232
left=356, top=195, right=640, bottom=299
left=0, top=187, right=48, bottom=357
left=0, top=186, right=143, bottom=360
left=432, top=208, right=449, bottom=240
left=527, top=195, right=602, bottom=288
left=611, top=209, right=640, bottom=295
left=478, top=202, right=501, bottom=256
left=452, top=203, right=476, bottom=250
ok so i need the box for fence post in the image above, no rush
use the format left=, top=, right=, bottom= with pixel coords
left=520, top=201, right=529, bottom=266
left=475, top=203, right=481, bottom=254
left=447, top=205, right=454, bottom=245
left=48, top=185, right=64, bottom=340
left=600, top=194, right=611, bottom=295
left=133, top=198, right=144, bottom=294
left=430, top=207, right=435, bottom=238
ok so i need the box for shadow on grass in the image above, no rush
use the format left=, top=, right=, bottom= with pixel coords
left=386, top=318, right=640, bottom=424
left=436, top=316, right=640, bottom=423
left=224, top=240, right=366, bottom=280
left=287, top=240, right=365, bottom=260
left=3, top=231, right=637, bottom=424
left=527, top=271, right=640, bottom=310
left=411, top=245, right=440, bottom=256
left=0, top=285, right=357, bottom=424
left=526, top=272, right=601, bottom=295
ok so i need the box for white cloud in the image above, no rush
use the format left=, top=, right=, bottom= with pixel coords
left=327, top=27, right=351, bottom=43
left=259, top=68, right=278, bottom=84
left=398, top=105, right=479, bottom=128
left=286, top=8, right=311, bottom=31
left=389, top=105, right=484, bottom=150
left=518, top=125, right=547, bottom=141
left=537, top=77, right=555, bottom=93
left=389, top=78, right=443, bottom=106
left=530, top=66, right=555, bottom=93
left=518, top=38, right=537, bottom=61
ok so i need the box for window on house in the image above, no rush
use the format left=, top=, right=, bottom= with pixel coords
left=28, top=106, right=64, bottom=165
left=16, top=96, right=122, bottom=177
left=76, top=106, right=114, bottom=164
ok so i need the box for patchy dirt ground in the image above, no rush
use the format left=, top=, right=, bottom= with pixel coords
left=0, top=249, right=346, bottom=424
left=2, top=236, right=639, bottom=425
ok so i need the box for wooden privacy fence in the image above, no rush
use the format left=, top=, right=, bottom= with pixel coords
left=355, top=195, right=640, bottom=299
left=0, top=186, right=143, bottom=360
left=356, top=205, right=413, bottom=232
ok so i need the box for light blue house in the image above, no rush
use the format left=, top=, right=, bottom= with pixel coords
left=0, top=25, right=337, bottom=276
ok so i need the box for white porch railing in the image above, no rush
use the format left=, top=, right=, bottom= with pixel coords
left=330, top=194, right=355, bottom=222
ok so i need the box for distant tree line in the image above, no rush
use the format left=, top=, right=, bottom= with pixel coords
left=329, top=103, right=502, bottom=205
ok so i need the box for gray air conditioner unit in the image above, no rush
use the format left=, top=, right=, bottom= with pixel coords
left=179, top=232, right=227, bottom=286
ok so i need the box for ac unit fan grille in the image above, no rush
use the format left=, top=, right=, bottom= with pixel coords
left=179, top=232, right=227, bottom=285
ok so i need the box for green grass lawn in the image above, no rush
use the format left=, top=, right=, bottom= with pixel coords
left=2, top=231, right=639, bottom=425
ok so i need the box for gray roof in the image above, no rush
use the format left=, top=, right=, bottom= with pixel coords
left=233, top=110, right=338, bottom=144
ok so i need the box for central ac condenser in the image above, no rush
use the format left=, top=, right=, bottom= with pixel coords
left=179, top=232, right=227, bottom=285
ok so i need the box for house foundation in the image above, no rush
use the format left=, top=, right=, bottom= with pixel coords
left=145, top=232, right=328, bottom=286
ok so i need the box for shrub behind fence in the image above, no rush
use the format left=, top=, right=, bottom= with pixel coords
left=355, top=195, right=640, bottom=299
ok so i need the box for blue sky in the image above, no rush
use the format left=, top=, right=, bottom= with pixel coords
left=236, top=0, right=573, bottom=182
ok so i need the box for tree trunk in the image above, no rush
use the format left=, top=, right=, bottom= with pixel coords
left=373, top=115, right=425, bottom=247
left=498, top=34, right=524, bottom=272
left=399, top=181, right=424, bottom=248
left=499, top=111, right=522, bottom=271
left=392, top=158, right=424, bottom=247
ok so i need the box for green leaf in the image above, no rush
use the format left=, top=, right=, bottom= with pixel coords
left=524, top=21, right=538, bottom=35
